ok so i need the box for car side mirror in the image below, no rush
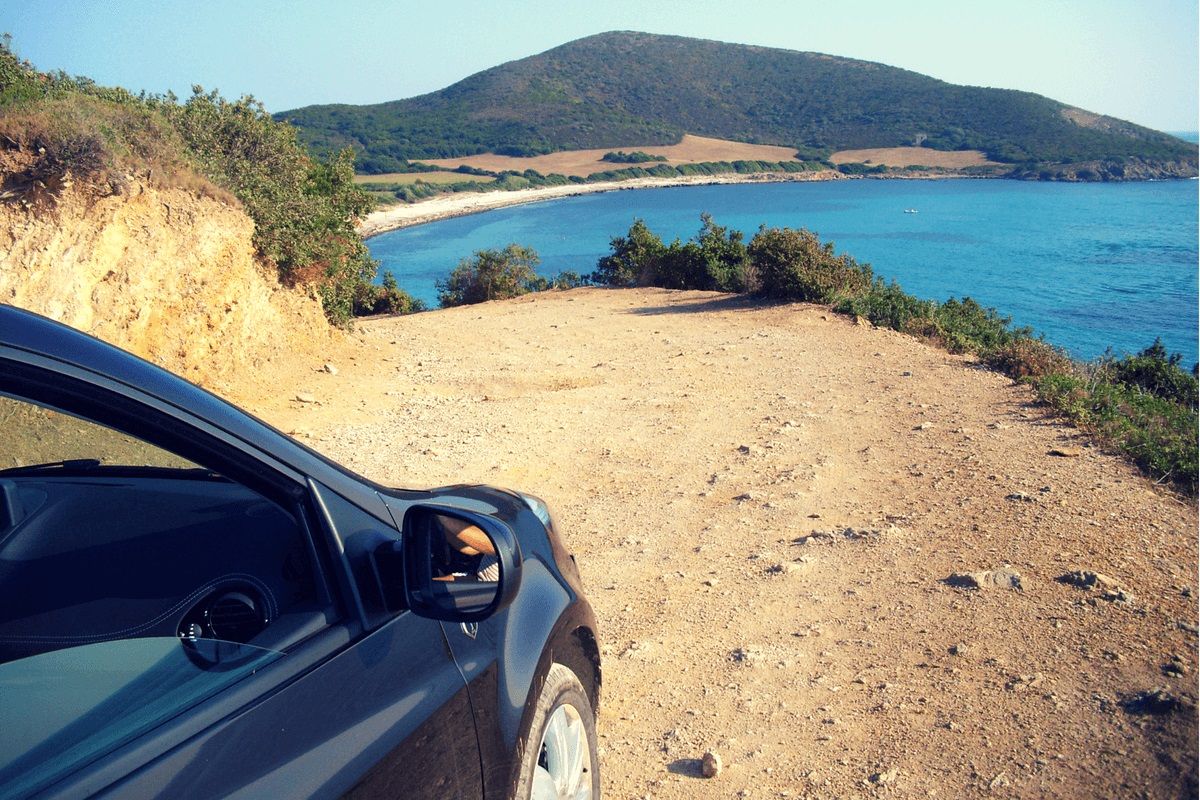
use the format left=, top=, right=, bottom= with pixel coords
left=390, top=505, right=522, bottom=622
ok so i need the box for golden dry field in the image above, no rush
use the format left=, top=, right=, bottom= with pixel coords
left=421, top=135, right=803, bottom=177
left=829, top=147, right=1000, bottom=168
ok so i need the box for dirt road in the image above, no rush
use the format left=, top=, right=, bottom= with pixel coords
left=247, top=287, right=1197, bottom=799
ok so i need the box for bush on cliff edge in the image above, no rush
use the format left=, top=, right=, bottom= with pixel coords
left=590, top=214, right=1198, bottom=492
left=0, top=39, right=409, bottom=327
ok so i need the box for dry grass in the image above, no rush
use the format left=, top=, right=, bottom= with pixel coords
left=353, top=171, right=495, bottom=185
left=420, top=135, right=803, bottom=177
left=829, top=146, right=1000, bottom=168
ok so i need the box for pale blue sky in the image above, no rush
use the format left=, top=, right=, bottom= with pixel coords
left=3, top=0, right=1197, bottom=131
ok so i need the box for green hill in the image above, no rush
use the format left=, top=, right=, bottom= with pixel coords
left=279, top=31, right=1197, bottom=179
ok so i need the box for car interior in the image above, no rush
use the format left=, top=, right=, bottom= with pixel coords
left=0, top=396, right=334, bottom=666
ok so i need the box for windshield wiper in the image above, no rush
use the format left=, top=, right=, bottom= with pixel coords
left=0, top=458, right=102, bottom=476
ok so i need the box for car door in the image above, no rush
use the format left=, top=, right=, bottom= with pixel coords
left=0, top=357, right=483, bottom=800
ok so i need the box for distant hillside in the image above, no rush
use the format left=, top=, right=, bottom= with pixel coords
left=280, top=31, right=1197, bottom=179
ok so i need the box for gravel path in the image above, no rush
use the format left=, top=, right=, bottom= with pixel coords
left=248, top=287, right=1197, bottom=799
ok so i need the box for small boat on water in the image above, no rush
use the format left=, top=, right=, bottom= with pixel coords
left=904, top=208, right=919, bottom=214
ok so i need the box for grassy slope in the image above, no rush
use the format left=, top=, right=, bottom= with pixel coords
left=279, top=31, right=1198, bottom=176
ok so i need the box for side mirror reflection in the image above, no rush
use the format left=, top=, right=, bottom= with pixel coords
left=433, top=514, right=501, bottom=584
left=394, top=506, right=522, bottom=622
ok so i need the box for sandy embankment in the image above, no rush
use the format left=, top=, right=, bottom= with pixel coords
left=356, top=171, right=842, bottom=238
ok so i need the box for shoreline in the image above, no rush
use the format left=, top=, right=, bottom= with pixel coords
left=356, top=170, right=851, bottom=239
left=356, top=165, right=1200, bottom=239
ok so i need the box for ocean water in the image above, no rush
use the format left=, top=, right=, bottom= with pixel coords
left=369, top=178, right=1199, bottom=364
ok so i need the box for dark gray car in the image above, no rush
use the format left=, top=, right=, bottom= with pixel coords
left=0, top=304, right=601, bottom=800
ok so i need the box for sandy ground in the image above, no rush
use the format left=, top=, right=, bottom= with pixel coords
left=829, top=147, right=1000, bottom=168
left=422, top=135, right=805, bottom=178
left=242, top=287, right=1198, bottom=800
left=357, top=170, right=842, bottom=238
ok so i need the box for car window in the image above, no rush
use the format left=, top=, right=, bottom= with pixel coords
left=0, top=390, right=334, bottom=797
left=0, top=394, right=200, bottom=472
left=0, top=639, right=281, bottom=799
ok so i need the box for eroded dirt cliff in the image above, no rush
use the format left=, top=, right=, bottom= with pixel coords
left=0, top=181, right=334, bottom=397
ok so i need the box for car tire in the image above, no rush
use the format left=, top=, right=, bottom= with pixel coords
left=513, top=662, right=600, bottom=800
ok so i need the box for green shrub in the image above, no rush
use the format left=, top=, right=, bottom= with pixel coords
left=437, top=244, right=541, bottom=307
left=353, top=272, right=426, bottom=316
left=0, top=92, right=195, bottom=201
left=601, top=150, right=667, bottom=163
left=931, top=297, right=1031, bottom=354
left=833, top=279, right=935, bottom=330
left=547, top=270, right=589, bottom=290
left=694, top=213, right=749, bottom=292
left=984, top=337, right=1073, bottom=379
left=591, top=219, right=666, bottom=287
left=836, top=162, right=888, bottom=175
left=652, top=241, right=708, bottom=290
left=1037, top=366, right=1198, bottom=489
left=747, top=226, right=873, bottom=301
left=1104, top=339, right=1198, bottom=407
left=593, top=215, right=748, bottom=291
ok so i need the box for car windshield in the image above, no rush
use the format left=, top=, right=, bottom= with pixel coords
left=0, top=638, right=282, bottom=800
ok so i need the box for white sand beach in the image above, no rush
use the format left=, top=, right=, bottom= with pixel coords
left=356, top=170, right=844, bottom=238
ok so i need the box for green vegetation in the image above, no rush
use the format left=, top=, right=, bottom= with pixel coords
left=591, top=216, right=1198, bottom=492
left=280, top=31, right=1196, bottom=180
left=354, top=170, right=500, bottom=208
left=354, top=170, right=497, bottom=185
left=438, top=245, right=542, bottom=307
left=747, top=226, right=872, bottom=301
left=593, top=219, right=662, bottom=287
left=835, top=162, right=888, bottom=175
left=591, top=214, right=748, bottom=292
left=436, top=245, right=586, bottom=307
left=1035, top=344, right=1197, bottom=487
left=601, top=150, right=668, bottom=164
left=354, top=272, right=427, bottom=316
left=0, top=39, right=413, bottom=326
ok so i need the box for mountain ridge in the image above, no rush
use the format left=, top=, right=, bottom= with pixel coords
left=279, top=31, right=1197, bottom=180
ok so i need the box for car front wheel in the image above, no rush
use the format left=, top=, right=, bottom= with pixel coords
left=515, top=663, right=599, bottom=800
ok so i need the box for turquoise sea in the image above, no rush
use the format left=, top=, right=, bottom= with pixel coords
left=368, top=177, right=1199, bottom=365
